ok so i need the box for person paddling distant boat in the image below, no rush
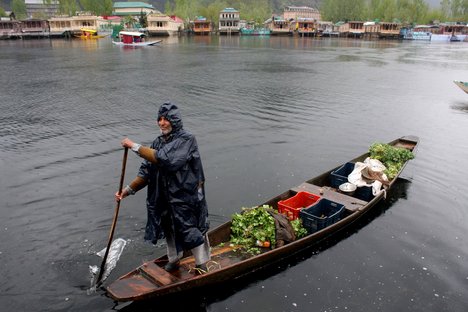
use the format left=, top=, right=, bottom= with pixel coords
left=115, top=102, right=210, bottom=274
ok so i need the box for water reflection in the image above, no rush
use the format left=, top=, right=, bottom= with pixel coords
left=451, top=101, right=468, bottom=113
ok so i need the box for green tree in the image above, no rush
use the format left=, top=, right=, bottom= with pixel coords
left=123, top=15, right=136, bottom=28
left=80, top=0, right=113, bottom=16
left=424, top=8, right=446, bottom=23
left=164, top=0, right=173, bottom=14
left=320, top=0, right=366, bottom=22
left=139, top=10, right=148, bottom=28
left=198, top=0, right=227, bottom=26
left=0, top=7, right=6, bottom=17
left=238, top=0, right=270, bottom=24
left=173, top=0, right=203, bottom=22
left=394, top=0, right=428, bottom=23
left=43, top=0, right=78, bottom=16
left=12, top=0, right=27, bottom=19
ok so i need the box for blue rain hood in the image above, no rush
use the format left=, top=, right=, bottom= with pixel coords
left=157, top=102, right=183, bottom=133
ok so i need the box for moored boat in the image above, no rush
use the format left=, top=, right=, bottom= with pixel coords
left=75, top=28, right=107, bottom=39
left=112, top=31, right=162, bottom=46
left=106, top=135, right=419, bottom=302
left=454, top=80, right=468, bottom=94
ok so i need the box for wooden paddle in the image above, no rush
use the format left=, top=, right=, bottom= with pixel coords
left=96, top=147, right=129, bottom=286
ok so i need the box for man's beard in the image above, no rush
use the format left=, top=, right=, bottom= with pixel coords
left=160, top=126, right=172, bottom=135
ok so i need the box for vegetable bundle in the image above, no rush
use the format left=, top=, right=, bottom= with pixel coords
left=230, top=205, right=277, bottom=254
left=230, top=205, right=307, bottom=254
left=369, top=143, right=414, bottom=179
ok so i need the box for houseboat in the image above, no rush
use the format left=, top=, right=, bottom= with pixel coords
left=147, top=13, right=184, bottom=36
left=20, top=19, right=50, bottom=38
left=266, top=16, right=292, bottom=36
left=240, top=27, right=271, bottom=35
left=295, top=17, right=317, bottom=37
left=363, top=21, right=379, bottom=39
left=0, top=19, right=22, bottom=39
left=431, top=23, right=467, bottom=42
left=348, top=21, right=365, bottom=38
left=316, top=21, right=333, bottom=37
left=219, top=8, right=240, bottom=35
left=191, top=16, right=212, bottom=35
left=401, top=25, right=433, bottom=41
left=379, top=22, right=401, bottom=39
left=48, top=14, right=105, bottom=38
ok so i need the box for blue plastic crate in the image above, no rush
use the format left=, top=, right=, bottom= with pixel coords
left=330, top=162, right=355, bottom=188
left=299, top=198, right=345, bottom=234
left=330, top=162, right=374, bottom=202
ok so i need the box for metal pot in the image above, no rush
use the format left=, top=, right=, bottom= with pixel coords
left=339, top=182, right=357, bottom=195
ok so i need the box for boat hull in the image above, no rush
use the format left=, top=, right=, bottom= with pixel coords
left=454, top=81, right=468, bottom=94
left=112, top=40, right=162, bottom=46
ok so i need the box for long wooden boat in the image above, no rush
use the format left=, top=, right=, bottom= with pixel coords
left=106, top=135, right=419, bottom=302
left=454, top=80, right=468, bottom=94
left=112, top=31, right=162, bottom=47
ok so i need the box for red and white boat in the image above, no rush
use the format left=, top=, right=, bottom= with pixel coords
left=112, top=31, right=161, bottom=46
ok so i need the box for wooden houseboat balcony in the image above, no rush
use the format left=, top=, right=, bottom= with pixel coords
left=316, top=21, right=333, bottom=36
left=348, top=21, right=365, bottom=37
left=0, top=20, right=22, bottom=39
left=296, top=18, right=317, bottom=36
left=20, top=19, right=50, bottom=37
left=269, top=20, right=292, bottom=35
left=413, top=25, right=440, bottom=34
left=364, top=22, right=380, bottom=38
left=439, top=24, right=467, bottom=35
left=379, top=22, right=401, bottom=38
left=193, top=22, right=212, bottom=35
left=192, top=18, right=212, bottom=35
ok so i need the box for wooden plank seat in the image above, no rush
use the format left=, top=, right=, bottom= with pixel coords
left=292, top=182, right=367, bottom=211
left=139, top=262, right=180, bottom=286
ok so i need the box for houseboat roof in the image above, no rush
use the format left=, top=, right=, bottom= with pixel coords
left=113, top=2, right=154, bottom=9
left=296, top=17, right=316, bottom=22
left=221, top=8, right=239, bottom=13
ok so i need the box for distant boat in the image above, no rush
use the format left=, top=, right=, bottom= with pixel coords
left=240, top=28, right=271, bottom=36
left=112, top=31, right=162, bottom=46
left=75, top=28, right=107, bottom=39
left=454, top=81, right=468, bottom=94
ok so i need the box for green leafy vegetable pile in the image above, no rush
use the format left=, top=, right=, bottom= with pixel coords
left=369, top=143, right=414, bottom=179
left=290, top=219, right=308, bottom=238
left=230, top=205, right=276, bottom=254
left=230, top=205, right=309, bottom=254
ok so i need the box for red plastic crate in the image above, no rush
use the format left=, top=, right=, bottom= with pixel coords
left=277, top=191, right=321, bottom=220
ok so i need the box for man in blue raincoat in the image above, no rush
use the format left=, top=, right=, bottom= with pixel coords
left=116, top=103, right=210, bottom=273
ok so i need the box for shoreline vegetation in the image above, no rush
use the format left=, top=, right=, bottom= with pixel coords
left=1, top=0, right=467, bottom=26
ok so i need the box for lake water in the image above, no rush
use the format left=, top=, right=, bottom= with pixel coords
left=1, top=36, right=467, bottom=312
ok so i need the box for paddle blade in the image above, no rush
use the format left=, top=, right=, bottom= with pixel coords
left=88, top=238, right=127, bottom=292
